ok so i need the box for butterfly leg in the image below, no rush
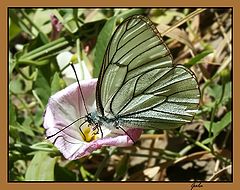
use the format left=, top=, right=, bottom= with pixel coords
left=78, top=120, right=89, bottom=141
left=116, top=125, right=135, bottom=144
left=92, top=123, right=103, bottom=139
left=79, top=124, right=87, bottom=141
left=98, top=124, right=103, bottom=138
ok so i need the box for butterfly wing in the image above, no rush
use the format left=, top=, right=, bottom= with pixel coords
left=96, top=15, right=200, bottom=129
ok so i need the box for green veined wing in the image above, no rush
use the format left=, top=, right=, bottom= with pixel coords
left=96, top=15, right=200, bottom=130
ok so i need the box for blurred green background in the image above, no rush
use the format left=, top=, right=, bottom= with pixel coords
left=9, top=8, right=232, bottom=181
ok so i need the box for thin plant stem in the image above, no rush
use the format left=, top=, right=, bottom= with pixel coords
left=22, top=37, right=66, bottom=58
left=10, top=91, right=35, bottom=122
left=176, top=130, right=211, bottom=152
left=208, top=165, right=232, bottom=181
left=32, top=90, right=44, bottom=111
left=94, top=148, right=115, bottom=180
left=16, top=67, right=36, bottom=81
left=25, top=40, right=69, bottom=60
left=162, top=8, right=206, bottom=36
left=19, top=9, right=49, bottom=43
left=73, top=9, right=81, bottom=31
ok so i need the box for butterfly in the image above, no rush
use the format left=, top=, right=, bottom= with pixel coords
left=45, top=15, right=200, bottom=149
left=85, top=15, right=200, bottom=140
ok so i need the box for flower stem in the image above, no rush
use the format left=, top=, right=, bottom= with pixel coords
left=23, top=40, right=70, bottom=60
left=32, top=90, right=44, bottom=111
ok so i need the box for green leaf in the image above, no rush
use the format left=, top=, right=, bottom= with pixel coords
left=9, top=9, right=35, bottom=37
left=54, top=163, right=77, bottom=181
left=9, top=99, right=17, bottom=126
left=31, top=9, right=52, bottom=36
left=10, top=67, right=35, bottom=94
left=79, top=165, right=94, bottom=181
left=33, top=109, right=44, bottom=128
left=204, top=111, right=232, bottom=139
left=9, top=78, right=25, bottom=94
left=33, top=70, right=51, bottom=106
left=206, top=81, right=231, bottom=105
left=51, top=72, right=64, bottom=95
left=25, top=151, right=57, bottom=181
left=10, top=122, right=35, bottom=137
left=66, top=19, right=78, bottom=33
left=93, top=16, right=117, bottom=77
left=9, top=51, right=16, bottom=76
left=9, top=17, right=22, bottom=41
left=185, top=50, right=213, bottom=67
left=222, top=82, right=232, bottom=104
left=114, top=154, right=129, bottom=180
left=201, top=137, right=211, bottom=144
left=9, top=117, right=35, bottom=138
left=150, top=9, right=185, bottom=25
left=206, top=84, right=221, bottom=100
left=19, top=37, right=71, bottom=61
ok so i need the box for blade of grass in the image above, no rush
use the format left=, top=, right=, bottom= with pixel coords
left=19, top=9, right=49, bottom=43
left=185, top=49, right=213, bottom=68
left=162, top=8, right=206, bottom=36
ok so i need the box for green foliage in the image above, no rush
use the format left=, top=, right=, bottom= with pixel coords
left=203, top=111, right=231, bottom=144
left=33, top=70, right=51, bottom=106
left=9, top=8, right=232, bottom=181
left=93, top=16, right=117, bottom=77
left=25, top=151, right=57, bottom=181
left=185, top=49, right=213, bottom=68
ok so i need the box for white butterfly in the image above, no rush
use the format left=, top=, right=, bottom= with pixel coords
left=91, top=15, right=200, bottom=132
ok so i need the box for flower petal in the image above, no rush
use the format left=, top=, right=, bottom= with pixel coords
left=62, top=128, right=142, bottom=160
left=43, top=79, right=97, bottom=159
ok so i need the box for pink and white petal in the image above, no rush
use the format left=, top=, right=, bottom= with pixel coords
left=43, top=79, right=97, bottom=158
left=44, top=78, right=97, bottom=122
left=48, top=128, right=142, bottom=160
left=68, top=128, right=143, bottom=160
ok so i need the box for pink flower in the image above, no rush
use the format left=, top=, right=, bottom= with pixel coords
left=50, top=14, right=63, bottom=40
left=43, top=79, right=142, bottom=160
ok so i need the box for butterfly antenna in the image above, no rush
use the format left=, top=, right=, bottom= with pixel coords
left=78, top=120, right=88, bottom=141
left=70, top=64, right=89, bottom=114
left=46, top=116, right=85, bottom=139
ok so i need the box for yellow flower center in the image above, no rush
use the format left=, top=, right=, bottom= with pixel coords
left=80, top=124, right=99, bottom=142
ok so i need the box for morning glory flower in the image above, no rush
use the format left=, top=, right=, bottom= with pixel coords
left=43, top=79, right=142, bottom=160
